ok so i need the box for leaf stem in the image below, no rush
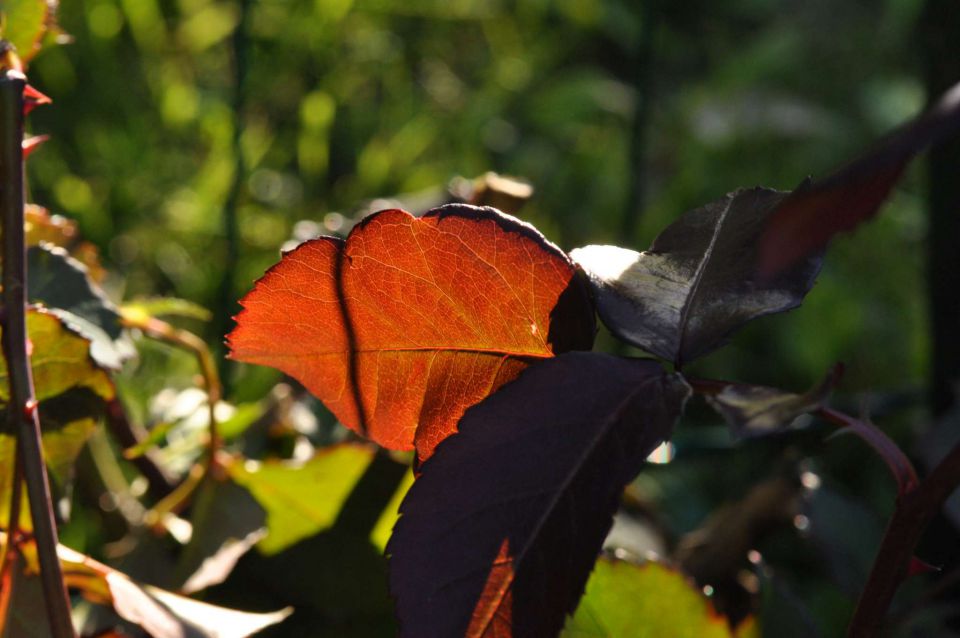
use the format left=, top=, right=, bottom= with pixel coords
left=0, top=69, right=75, bottom=637
left=847, top=439, right=960, bottom=635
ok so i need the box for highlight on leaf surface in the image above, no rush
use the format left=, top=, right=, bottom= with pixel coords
left=571, top=187, right=822, bottom=366
left=228, top=204, right=595, bottom=460
left=388, top=352, right=690, bottom=638
left=562, top=558, right=758, bottom=638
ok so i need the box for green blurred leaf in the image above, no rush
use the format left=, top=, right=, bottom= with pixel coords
left=226, top=444, right=376, bottom=554
left=562, top=558, right=758, bottom=638
left=0, top=0, right=51, bottom=64
left=120, top=297, right=213, bottom=323
left=121, top=419, right=176, bottom=460
left=28, top=244, right=134, bottom=370
left=0, top=308, right=114, bottom=403
left=217, top=401, right=266, bottom=441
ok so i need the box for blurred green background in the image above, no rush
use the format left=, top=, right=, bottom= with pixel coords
left=26, top=0, right=934, bottom=396
left=17, top=0, right=960, bottom=635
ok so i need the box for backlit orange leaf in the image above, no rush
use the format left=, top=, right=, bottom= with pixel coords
left=228, top=204, right=594, bottom=459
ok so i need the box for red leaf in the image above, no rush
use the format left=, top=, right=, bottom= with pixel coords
left=759, top=81, right=960, bottom=278
left=228, top=205, right=594, bottom=459
left=388, top=353, right=690, bottom=637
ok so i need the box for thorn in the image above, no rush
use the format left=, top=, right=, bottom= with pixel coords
left=908, top=556, right=941, bottom=577
left=23, top=85, right=51, bottom=115
left=22, top=134, right=49, bottom=159
left=23, top=399, right=38, bottom=420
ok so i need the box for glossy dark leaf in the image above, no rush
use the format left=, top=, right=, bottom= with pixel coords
left=229, top=205, right=595, bottom=460
left=388, top=352, right=689, bottom=638
left=703, top=365, right=840, bottom=436
left=28, top=243, right=134, bottom=370
left=572, top=188, right=822, bottom=366
left=759, top=81, right=960, bottom=278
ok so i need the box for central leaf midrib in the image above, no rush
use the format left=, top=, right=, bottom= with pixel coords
left=674, top=196, right=735, bottom=364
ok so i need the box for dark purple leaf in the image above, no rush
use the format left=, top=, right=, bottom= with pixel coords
left=572, top=188, right=822, bottom=366
left=759, top=81, right=960, bottom=278
left=388, top=352, right=690, bottom=638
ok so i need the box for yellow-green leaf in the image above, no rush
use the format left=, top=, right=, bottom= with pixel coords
left=563, top=559, right=758, bottom=638
left=0, top=0, right=50, bottom=63
left=0, top=308, right=114, bottom=404
left=226, top=444, right=376, bottom=554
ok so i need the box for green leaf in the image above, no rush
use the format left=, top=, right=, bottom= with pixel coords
left=120, top=297, right=213, bottom=323
left=0, top=0, right=50, bottom=64
left=0, top=308, right=114, bottom=403
left=28, top=244, right=134, bottom=370
left=562, top=558, right=758, bottom=638
left=226, top=444, right=376, bottom=554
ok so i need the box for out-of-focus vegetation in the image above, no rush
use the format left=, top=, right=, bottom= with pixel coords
left=30, top=0, right=931, bottom=393
left=8, top=0, right=959, bottom=635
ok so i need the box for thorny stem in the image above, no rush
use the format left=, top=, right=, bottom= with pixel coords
left=0, top=70, right=75, bottom=637
left=686, top=376, right=960, bottom=634
left=120, top=315, right=223, bottom=525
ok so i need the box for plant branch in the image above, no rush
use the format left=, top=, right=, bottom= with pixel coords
left=847, top=439, right=960, bottom=636
left=0, top=69, right=75, bottom=637
left=687, top=375, right=959, bottom=631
